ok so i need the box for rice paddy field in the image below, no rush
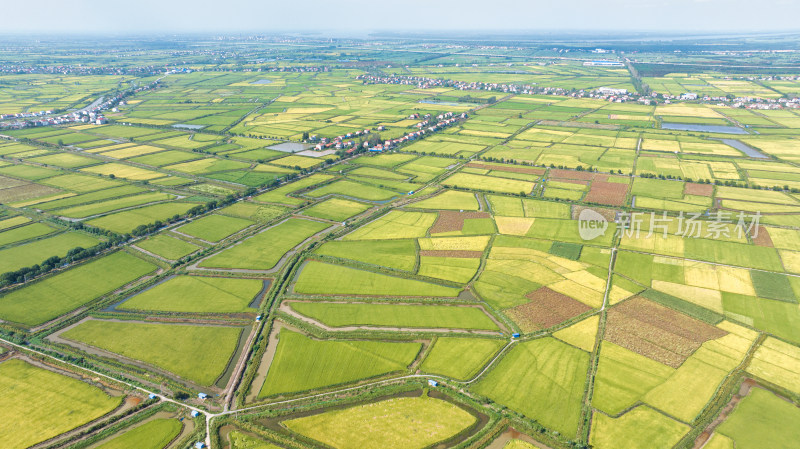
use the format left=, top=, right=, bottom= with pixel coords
left=0, top=251, right=156, bottom=326
left=257, top=329, right=421, bottom=397
left=714, top=387, right=800, bottom=449
left=4, top=36, right=800, bottom=449
left=421, top=337, right=505, bottom=380
left=0, top=230, right=101, bottom=273
left=300, top=197, right=372, bottom=221
left=287, top=302, right=499, bottom=330
left=60, top=319, right=243, bottom=386
left=473, top=338, right=590, bottom=436
left=177, top=213, right=255, bottom=242
left=283, top=396, right=477, bottom=449
left=134, top=233, right=201, bottom=260
left=198, top=218, right=329, bottom=270
left=118, top=275, right=262, bottom=313
left=0, top=359, right=122, bottom=449
left=93, top=418, right=183, bottom=449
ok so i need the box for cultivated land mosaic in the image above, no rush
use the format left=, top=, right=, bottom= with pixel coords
left=1, top=32, right=800, bottom=449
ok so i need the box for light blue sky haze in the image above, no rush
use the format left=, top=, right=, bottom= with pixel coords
left=3, top=0, right=799, bottom=34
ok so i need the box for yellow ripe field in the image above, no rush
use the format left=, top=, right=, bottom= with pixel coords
left=563, top=270, right=607, bottom=293
left=494, top=216, right=536, bottom=235
left=553, top=315, right=599, bottom=351
left=747, top=337, right=800, bottom=394
left=345, top=211, right=437, bottom=240
left=651, top=279, right=723, bottom=313
left=655, top=104, right=724, bottom=118
left=81, top=163, right=165, bottom=180
left=549, top=279, right=604, bottom=308
left=418, top=235, right=491, bottom=251
left=100, top=145, right=164, bottom=159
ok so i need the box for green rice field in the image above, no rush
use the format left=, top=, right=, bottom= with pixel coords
left=94, top=419, right=183, bottom=449
left=177, top=214, right=255, bottom=242
left=0, top=251, right=155, bottom=326
left=199, top=218, right=329, bottom=270
left=288, top=302, right=499, bottom=330
left=258, top=329, right=420, bottom=397
left=118, top=275, right=262, bottom=313
left=293, top=261, right=461, bottom=297
left=61, top=319, right=243, bottom=386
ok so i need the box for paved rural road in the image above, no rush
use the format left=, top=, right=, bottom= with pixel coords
left=78, top=96, right=106, bottom=114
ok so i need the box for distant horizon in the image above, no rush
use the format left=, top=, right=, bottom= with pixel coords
left=1, top=30, right=799, bottom=42
left=4, top=0, right=800, bottom=35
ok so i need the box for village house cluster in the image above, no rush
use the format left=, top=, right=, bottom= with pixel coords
left=0, top=64, right=163, bottom=76
left=357, top=73, right=638, bottom=102
left=655, top=92, right=800, bottom=109
left=309, top=111, right=465, bottom=154
left=0, top=79, right=161, bottom=130
left=360, top=73, right=800, bottom=109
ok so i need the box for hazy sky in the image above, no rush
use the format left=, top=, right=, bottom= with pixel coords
left=3, top=0, right=800, bottom=35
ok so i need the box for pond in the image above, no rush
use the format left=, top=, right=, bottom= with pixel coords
left=419, top=99, right=463, bottom=106
left=717, top=138, right=768, bottom=159
left=268, top=142, right=310, bottom=153
left=172, top=123, right=206, bottom=130
left=661, top=122, right=748, bottom=134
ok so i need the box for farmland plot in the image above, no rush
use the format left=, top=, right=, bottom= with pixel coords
left=199, top=218, right=329, bottom=270
left=283, top=397, right=476, bottom=449
left=0, top=251, right=155, bottom=326
left=61, top=319, right=243, bottom=386
left=0, top=359, right=122, bottom=449
left=258, top=329, right=420, bottom=397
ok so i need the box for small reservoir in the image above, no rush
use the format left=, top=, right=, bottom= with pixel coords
left=172, top=123, right=206, bottom=130
left=661, top=123, right=748, bottom=135
left=717, top=138, right=768, bottom=159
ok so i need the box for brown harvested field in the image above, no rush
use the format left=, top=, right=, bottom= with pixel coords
left=0, top=183, right=61, bottom=203
left=0, top=175, right=28, bottom=189
left=551, top=179, right=589, bottom=186
left=593, top=174, right=609, bottom=182
left=549, top=169, right=595, bottom=181
left=684, top=182, right=714, bottom=197
left=605, top=296, right=727, bottom=368
left=467, top=162, right=544, bottom=175
left=429, top=211, right=490, bottom=234
left=505, top=287, right=592, bottom=332
left=751, top=226, right=773, bottom=247
left=584, top=181, right=628, bottom=206
left=419, top=250, right=483, bottom=258
left=571, top=205, right=618, bottom=222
